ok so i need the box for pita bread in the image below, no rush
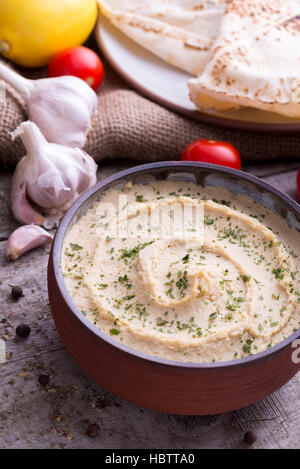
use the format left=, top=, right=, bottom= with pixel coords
left=189, top=0, right=300, bottom=117
left=98, top=0, right=231, bottom=76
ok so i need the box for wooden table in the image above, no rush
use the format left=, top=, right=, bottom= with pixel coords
left=0, top=159, right=299, bottom=449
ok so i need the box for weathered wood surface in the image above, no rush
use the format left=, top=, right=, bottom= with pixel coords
left=0, top=159, right=300, bottom=449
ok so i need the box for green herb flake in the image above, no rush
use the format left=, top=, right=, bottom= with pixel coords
left=272, top=268, right=284, bottom=280
left=241, top=275, right=251, bottom=282
left=156, top=317, right=168, bottom=326
left=122, top=295, right=135, bottom=301
left=182, top=254, right=190, bottom=264
left=136, top=194, right=147, bottom=203
left=243, top=344, right=251, bottom=354
left=70, top=242, right=83, bottom=251
left=176, top=271, right=188, bottom=297
left=120, top=241, right=154, bottom=261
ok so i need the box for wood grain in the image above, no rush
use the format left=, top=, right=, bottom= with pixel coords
left=0, top=159, right=300, bottom=448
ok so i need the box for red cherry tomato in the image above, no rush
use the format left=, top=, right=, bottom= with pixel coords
left=48, top=46, right=104, bottom=91
left=297, top=170, right=300, bottom=200
left=180, top=140, right=242, bottom=170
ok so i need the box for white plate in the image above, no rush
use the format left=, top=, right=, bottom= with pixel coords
left=95, top=16, right=300, bottom=133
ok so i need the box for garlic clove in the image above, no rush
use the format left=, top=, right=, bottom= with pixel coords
left=11, top=121, right=97, bottom=228
left=0, top=61, right=33, bottom=98
left=11, top=158, right=45, bottom=226
left=6, top=225, right=53, bottom=261
left=0, top=61, right=98, bottom=148
left=28, top=76, right=98, bottom=148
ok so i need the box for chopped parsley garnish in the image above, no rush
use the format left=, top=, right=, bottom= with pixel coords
left=182, top=254, right=190, bottom=264
left=120, top=241, right=154, bottom=261
left=156, top=317, right=168, bottom=326
left=165, top=277, right=175, bottom=298
left=235, top=297, right=245, bottom=303
left=122, top=295, right=135, bottom=301
left=70, top=242, right=83, bottom=251
left=118, top=274, right=132, bottom=289
left=135, top=194, right=147, bottom=203
left=226, top=302, right=237, bottom=311
left=176, top=271, right=188, bottom=297
left=241, top=275, right=251, bottom=282
left=212, top=198, right=231, bottom=207
left=242, top=340, right=253, bottom=354
left=272, top=268, right=284, bottom=280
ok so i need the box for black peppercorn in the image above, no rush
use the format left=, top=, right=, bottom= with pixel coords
left=16, top=324, right=31, bottom=338
left=244, top=431, right=257, bottom=445
left=38, top=374, right=50, bottom=386
left=11, top=286, right=23, bottom=300
left=87, top=423, right=100, bottom=438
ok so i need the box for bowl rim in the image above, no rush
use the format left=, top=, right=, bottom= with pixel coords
left=52, top=161, right=300, bottom=369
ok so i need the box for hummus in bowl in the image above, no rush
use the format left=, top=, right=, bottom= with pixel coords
left=62, top=177, right=300, bottom=364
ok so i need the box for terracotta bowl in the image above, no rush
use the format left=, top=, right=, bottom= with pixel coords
left=48, top=162, right=300, bottom=415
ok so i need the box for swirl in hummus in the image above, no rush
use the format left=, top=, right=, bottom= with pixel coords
left=62, top=181, right=300, bottom=363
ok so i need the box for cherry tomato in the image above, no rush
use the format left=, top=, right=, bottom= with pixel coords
left=180, top=140, right=242, bottom=170
left=48, top=46, right=104, bottom=91
left=297, top=170, right=300, bottom=200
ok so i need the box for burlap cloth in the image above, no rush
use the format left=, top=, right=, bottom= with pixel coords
left=1, top=37, right=300, bottom=167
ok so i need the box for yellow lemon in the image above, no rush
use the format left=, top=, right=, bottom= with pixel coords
left=0, top=0, right=98, bottom=67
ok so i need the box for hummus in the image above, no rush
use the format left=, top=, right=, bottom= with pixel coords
left=62, top=180, right=300, bottom=363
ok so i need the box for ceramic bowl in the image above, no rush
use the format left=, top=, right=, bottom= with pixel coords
left=48, top=162, right=300, bottom=415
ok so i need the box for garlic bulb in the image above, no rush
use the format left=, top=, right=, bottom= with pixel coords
left=6, top=225, right=53, bottom=261
left=0, top=61, right=98, bottom=148
left=11, top=121, right=97, bottom=229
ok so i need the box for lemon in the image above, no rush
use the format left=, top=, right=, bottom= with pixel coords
left=0, top=0, right=98, bottom=67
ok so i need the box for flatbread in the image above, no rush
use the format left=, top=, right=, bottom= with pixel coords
left=188, top=0, right=300, bottom=117
left=97, top=0, right=230, bottom=76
